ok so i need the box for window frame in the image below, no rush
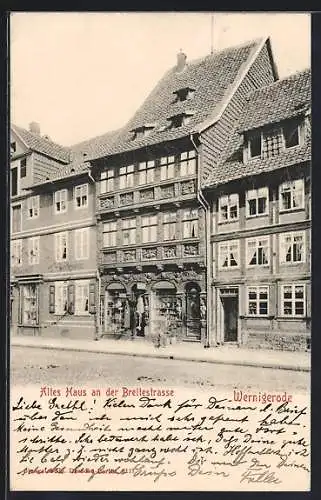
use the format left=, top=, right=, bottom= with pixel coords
left=11, top=204, right=22, bottom=234
left=246, top=236, right=270, bottom=268
left=283, top=122, right=300, bottom=150
left=20, top=158, right=27, bottom=178
left=141, top=214, right=158, bottom=243
left=180, top=150, right=197, bottom=177
left=28, top=236, right=40, bottom=265
left=248, top=131, right=262, bottom=159
left=280, top=283, right=306, bottom=318
left=74, top=228, right=89, bottom=260
left=103, top=221, right=117, bottom=247
left=55, top=231, right=69, bottom=262
left=246, top=187, right=269, bottom=218
left=279, top=179, right=305, bottom=212
left=119, top=165, right=134, bottom=190
left=218, top=240, right=240, bottom=269
left=74, top=279, right=90, bottom=316
left=55, top=281, right=68, bottom=316
left=11, top=239, right=22, bottom=267
left=182, top=208, right=199, bottom=239
left=163, top=212, right=177, bottom=241
left=138, top=160, right=155, bottom=186
left=100, top=169, right=114, bottom=194
left=54, top=189, right=68, bottom=214
left=122, top=217, right=136, bottom=246
left=21, top=283, right=39, bottom=325
left=160, top=156, right=175, bottom=181
left=218, top=193, right=239, bottom=223
left=279, top=231, right=306, bottom=265
left=74, top=183, right=88, bottom=210
left=247, top=285, right=269, bottom=317
left=27, top=195, right=40, bottom=219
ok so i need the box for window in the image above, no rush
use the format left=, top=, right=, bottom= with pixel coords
left=11, top=205, right=22, bottom=233
left=74, top=184, right=88, bottom=209
left=170, top=114, right=184, bottom=128
left=55, top=232, right=68, bottom=262
left=246, top=187, right=269, bottom=217
left=283, top=122, right=300, bottom=149
left=27, top=196, right=39, bottom=219
left=247, top=237, right=270, bottom=266
left=219, top=194, right=239, bottom=222
left=122, top=218, right=136, bottom=245
left=141, top=215, right=157, bottom=243
left=174, top=87, right=195, bottom=102
left=75, top=280, right=89, bottom=315
left=28, top=237, right=40, bottom=265
left=247, top=286, right=269, bottom=316
left=163, top=212, right=177, bottom=241
left=180, top=150, right=196, bottom=177
left=248, top=132, right=262, bottom=158
left=55, top=281, right=68, bottom=315
left=119, top=165, right=134, bottom=189
left=279, top=179, right=304, bottom=211
left=280, top=232, right=305, bottom=264
left=21, top=284, right=38, bottom=325
left=160, top=155, right=175, bottom=180
left=103, top=221, right=117, bottom=247
left=10, top=142, right=16, bottom=155
left=54, top=189, right=68, bottom=214
left=281, top=284, right=306, bottom=317
left=74, top=228, right=89, bottom=260
left=11, top=165, right=19, bottom=197
left=262, top=127, right=283, bottom=158
left=138, top=161, right=155, bottom=185
left=100, top=169, right=114, bottom=194
left=182, top=208, right=198, bottom=238
left=11, top=239, right=22, bottom=266
left=218, top=240, right=240, bottom=268
left=20, top=158, right=27, bottom=178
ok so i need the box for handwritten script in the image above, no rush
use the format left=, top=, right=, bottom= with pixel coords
left=10, top=386, right=310, bottom=491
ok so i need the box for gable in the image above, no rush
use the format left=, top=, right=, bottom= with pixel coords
left=10, top=130, right=29, bottom=159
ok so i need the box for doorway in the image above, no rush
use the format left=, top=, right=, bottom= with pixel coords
left=222, top=296, right=238, bottom=342
left=185, top=282, right=201, bottom=340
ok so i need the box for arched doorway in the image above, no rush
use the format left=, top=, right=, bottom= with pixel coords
left=151, top=281, right=181, bottom=336
left=185, top=282, right=201, bottom=340
left=104, top=282, right=129, bottom=335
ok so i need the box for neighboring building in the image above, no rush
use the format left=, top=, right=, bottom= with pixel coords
left=203, top=68, right=311, bottom=350
left=85, top=37, right=278, bottom=343
left=10, top=123, right=102, bottom=339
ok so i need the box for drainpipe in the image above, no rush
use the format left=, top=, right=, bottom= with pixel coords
left=87, top=164, right=100, bottom=341
left=190, top=133, right=212, bottom=348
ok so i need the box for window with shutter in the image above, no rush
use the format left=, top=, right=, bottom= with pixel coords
left=68, top=283, right=75, bottom=314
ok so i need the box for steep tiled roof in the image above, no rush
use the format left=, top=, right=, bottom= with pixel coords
left=204, top=68, right=311, bottom=189
left=87, top=38, right=267, bottom=160
left=12, top=124, right=71, bottom=163
left=70, top=129, right=122, bottom=162
left=30, top=160, right=91, bottom=188
left=238, top=68, right=311, bottom=132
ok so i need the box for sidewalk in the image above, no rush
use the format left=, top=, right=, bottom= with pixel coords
left=11, top=335, right=311, bottom=372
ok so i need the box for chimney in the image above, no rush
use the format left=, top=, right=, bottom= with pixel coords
left=29, top=122, right=41, bottom=135
left=176, top=50, right=187, bottom=72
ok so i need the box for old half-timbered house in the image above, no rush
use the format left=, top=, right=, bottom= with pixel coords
left=86, top=37, right=278, bottom=344
left=203, top=68, right=311, bottom=351
left=10, top=123, right=101, bottom=339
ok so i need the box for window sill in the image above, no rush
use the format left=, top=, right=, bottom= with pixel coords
left=54, top=211, right=68, bottom=215
left=18, top=324, right=40, bottom=327
left=279, top=207, right=305, bottom=215
left=218, top=219, right=239, bottom=225
left=280, top=261, right=306, bottom=266
left=242, top=315, right=271, bottom=319
left=277, top=316, right=309, bottom=321
left=74, top=205, right=89, bottom=210
left=218, top=266, right=240, bottom=271
left=246, top=213, right=269, bottom=219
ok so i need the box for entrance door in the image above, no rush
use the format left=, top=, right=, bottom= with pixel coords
left=185, top=283, right=201, bottom=340
left=223, top=297, right=238, bottom=342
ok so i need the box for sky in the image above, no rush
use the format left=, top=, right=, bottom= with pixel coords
left=10, top=12, right=311, bottom=147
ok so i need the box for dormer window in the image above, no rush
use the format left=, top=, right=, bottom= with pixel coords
left=283, top=121, right=300, bottom=149
left=168, top=112, right=194, bottom=129
left=11, top=142, right=17, bottom=155
left=173, top=87, right=195, bottom=102
left=132, top=124, right=155, bottom=141
left=248, top=132, right=262, bottom=159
